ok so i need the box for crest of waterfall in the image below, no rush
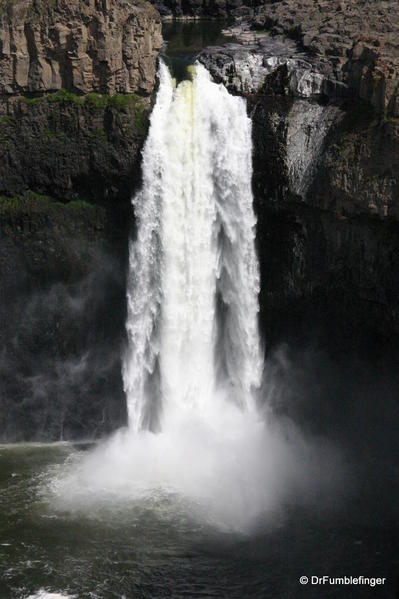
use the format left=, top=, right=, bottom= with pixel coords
left=123, top=61, right=263, bottom=431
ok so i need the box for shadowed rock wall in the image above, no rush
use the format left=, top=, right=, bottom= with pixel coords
left=0, top=0, right=162, bottom=441
left=200, top=21, right=399, bottom=358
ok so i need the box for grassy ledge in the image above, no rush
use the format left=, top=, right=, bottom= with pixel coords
left=0, top=191, right=101, bottom=218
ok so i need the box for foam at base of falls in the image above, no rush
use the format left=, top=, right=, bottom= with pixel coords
left=26, top=592, right=75, bottom=599
left=43, top=392, right=343, bottom=533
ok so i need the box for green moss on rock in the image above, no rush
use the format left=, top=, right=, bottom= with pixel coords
left=0, top=91, right=149, bottom=202
left=0, top=191, right=102, bottom=220
left=21, top=89, right=146, bottom=117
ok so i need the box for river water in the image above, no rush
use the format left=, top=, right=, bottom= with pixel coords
left=0, top=442, right=397, bottom=598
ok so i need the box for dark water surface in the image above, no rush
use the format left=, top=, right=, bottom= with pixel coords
left=161, top=20, right=234, bottom=80
left=0, top=444, right=397, bottom=598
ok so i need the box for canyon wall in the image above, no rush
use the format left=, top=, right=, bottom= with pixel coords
left=200, top=0, right=399, bottom=357
left=0, top=0, right=162, bottom=441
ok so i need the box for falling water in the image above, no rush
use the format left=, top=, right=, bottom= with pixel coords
left=123, top=61, right=263, bottom=431
left=46, top=62, right=339, bottom=533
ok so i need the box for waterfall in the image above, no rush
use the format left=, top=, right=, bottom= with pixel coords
left=123, top=61, right=263, bottom=430
left=48, top=62, right=340, bottom=534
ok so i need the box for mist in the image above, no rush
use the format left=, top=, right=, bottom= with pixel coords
left=0, top=242, right=127, bottom=442
left=38, top=342, right=348, bottom=537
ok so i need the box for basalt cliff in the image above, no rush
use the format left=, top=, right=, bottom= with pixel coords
left=0, top=0, right=162, bottom=440
left=200, top=0, right=399, bottom=357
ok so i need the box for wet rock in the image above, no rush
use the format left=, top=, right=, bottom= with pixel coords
left=199, top=36, right=346, bottom=99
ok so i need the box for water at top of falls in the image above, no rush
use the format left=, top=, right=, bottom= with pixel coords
left=123, top=61, right=263, bottom=433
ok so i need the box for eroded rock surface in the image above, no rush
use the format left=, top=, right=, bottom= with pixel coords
left=200, top=38, right=336, bottom=98
left=200, top=37, right=344, bottom=200
left=252, top=0, right=399, bottom=117
left=0, top=0, right=162, bottom=96
left=201, top=16, right=399, bottom=356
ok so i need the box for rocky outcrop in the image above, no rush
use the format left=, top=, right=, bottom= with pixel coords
left=0, top=0, right=162, bottom=96
left=200, top=38, right=339, bottom=98
left=200, top=39, right=344, bottom=199
left=252, top=0, right=399, bottom=117
left=200, top=30, right=399, bottom=221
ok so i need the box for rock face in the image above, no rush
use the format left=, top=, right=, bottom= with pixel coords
left=0, top=93, right=149, bottom=202
left=0, top=0, right=162, bottom=202
left=0, top=193, right=129, bottom=441
left=201, top=28, right=399, bottom=356
left=0, top=0, right=162, bottom=96
left=200, top=39, right=336, bottom=98
left=200, top=38, right=345, bottom=199
left=0, top=0, right=162, bottom=441
left=252, top=0, right=399, bottom=117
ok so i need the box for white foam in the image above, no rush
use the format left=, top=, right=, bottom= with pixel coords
left=26, top=591, right=75, bottom=599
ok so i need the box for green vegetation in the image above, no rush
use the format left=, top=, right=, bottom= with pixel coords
left=108, top=93, right=141, bottom=111
left=21, top=89, right=146, bottom=116
left=0, top=191, right=99, bottom=219
left=19, top=89, right=148, bottom=134
left=0, top=0, right=14, bottom=17
left=0, top=115, right=15, bottom=126
left=85, top=93, right=108, bottom=110
left=47, top=88, right=85, bottom=105
left=22, top=89, right=84, bottom=107
left=0, top=191, right=51, bottom=218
